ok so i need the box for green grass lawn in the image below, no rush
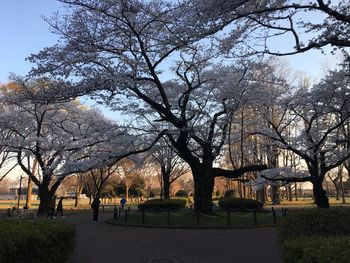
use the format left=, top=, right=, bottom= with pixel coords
left=1, top=197, right=349, bottom=227
left=2, top=197, right=349, bottom=210
left=0, top=198, right=144, bottom=210
left=0, top=199, right=89, bottom=210
left=277, top=197, right=350, bottom=206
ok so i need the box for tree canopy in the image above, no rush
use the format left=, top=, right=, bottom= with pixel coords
left=13, top=0, right=350, bottom=211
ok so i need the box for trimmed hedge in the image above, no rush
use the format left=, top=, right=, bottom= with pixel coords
left=138, top=198, right=187, bottom=210
left=218, top=198, right=263, bottom=211
left=279, top=208, right=350, bottom=240
left=0, top=220, right=75, bottom=263
left=282, top=236, right=350, bottom=263
left=279, top=208, right=350, bottom=263
left=224, top=189, right=239, bottom=199
left=175, top=190, right=188, bottom=197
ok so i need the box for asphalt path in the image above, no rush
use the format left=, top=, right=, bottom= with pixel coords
left=65, top=212, right=283, bottom=263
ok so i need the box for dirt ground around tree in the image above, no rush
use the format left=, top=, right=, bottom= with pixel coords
left=65, top=211, right=283, bottom=263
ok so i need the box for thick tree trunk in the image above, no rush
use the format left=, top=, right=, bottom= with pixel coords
left=37, top=184, right=53, bottom=217
left=162, top=167, right=171, bottom=199
left=247, top=181, right=253, bottom=199
left=340, top=178, right=346, bottom=204
left=256, top=187, right=266, bottom=203
left=25, top=177, right=33, bottom=209
left=335, top=187, right=340, bottom=200
left=237, top=179, right=243, bottom=198
left=294, top=183, right=298, bottom=201
left=271, top=185, right=280, bottom=205
left=312, top=178, right=330, bottom=208
left=75, top=194, right=79, bottom=207
left=338, top=166, right=346, bottom=204
left=287, top=185, right=293, bottom=201
left=192, top=165, right=214, bottom=214
left=341, top=189, right=346, bottom=204
left=189, top=163, right=267, bottom=214
left=125, top=185, right=129, bottom=201
left=163, top=180, right=170, bottom=199
left=25, top=158, right=37, bottom=209
left=74, top=185, right=83, bottom=207
left=37, top=174, right=62, bottom=217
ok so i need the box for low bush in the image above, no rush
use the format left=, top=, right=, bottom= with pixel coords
left=279, top=208, right=350, bottom=263
left=148, top=190, right=156, bottom=198
left=218, top=198, right=263, bottom=211
left=0, top=220, right=75, bottom=263
left=279, top=208, right=350, bottom=240
left=224, top=189, right=239, bottom=199
left=282, top=235, right=350, bottom=263
left=175, top=190, right=188, bottom=197
left=138, top=198, right=187, bottom=210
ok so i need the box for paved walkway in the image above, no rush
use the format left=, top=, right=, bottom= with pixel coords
left=66, top=212, right=283, bottom=263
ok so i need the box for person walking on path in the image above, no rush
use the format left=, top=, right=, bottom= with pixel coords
left=54, top=197, right=64, bottom=217
left=91, top=196, right=101, bottom=222
left=120, top=196, right=126, bottom=211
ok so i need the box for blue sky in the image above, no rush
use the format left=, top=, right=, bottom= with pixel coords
left=0, top=0, right=120, bottom=120
left=0, top=1, right=339, bottom=85
left=0, top=0, right=64, bottom=83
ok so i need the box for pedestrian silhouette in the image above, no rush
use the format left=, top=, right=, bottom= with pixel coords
left=91, top=196, right=101, bottom=222
left=54, top=197, right=64, bottom=217
left=120, top=196, right=126, bottom=211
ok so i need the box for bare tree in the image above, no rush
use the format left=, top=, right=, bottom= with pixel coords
left=61, top=172, right=90, bottom=207
left=150, top=139, right=189, bottom=199
left=0, top=177, right=12, bottom=194
left=115, top=158, right=141, bottom=201
left=90, top=165, right=119, bottom=199
left=327, top=165, right=347, bottom=204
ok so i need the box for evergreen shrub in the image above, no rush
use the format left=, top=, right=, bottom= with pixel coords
left=224, top=189, right=239, bottom=198
left=0, top=220, right=75, bottom=263
left=175, top=190, right=188, bottom=197
left=279, top=208, right=350, bottom=263
left=282, top=236, right=350, bottom=263
left=279, top=208, right=350, bottom=240
left=138, top=198, right=187, bottom=210
left=218, top=198, right=263, bottom=210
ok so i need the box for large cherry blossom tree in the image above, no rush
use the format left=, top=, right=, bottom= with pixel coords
left=0, top=79, right=159, bottom=216
left=28, top=0, right=271, bottom=214
left=254, top=66, right=350, bottom=208
left=187, top=0, right=350, bottom=55
left=149, top=138, right=189, bottom=199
